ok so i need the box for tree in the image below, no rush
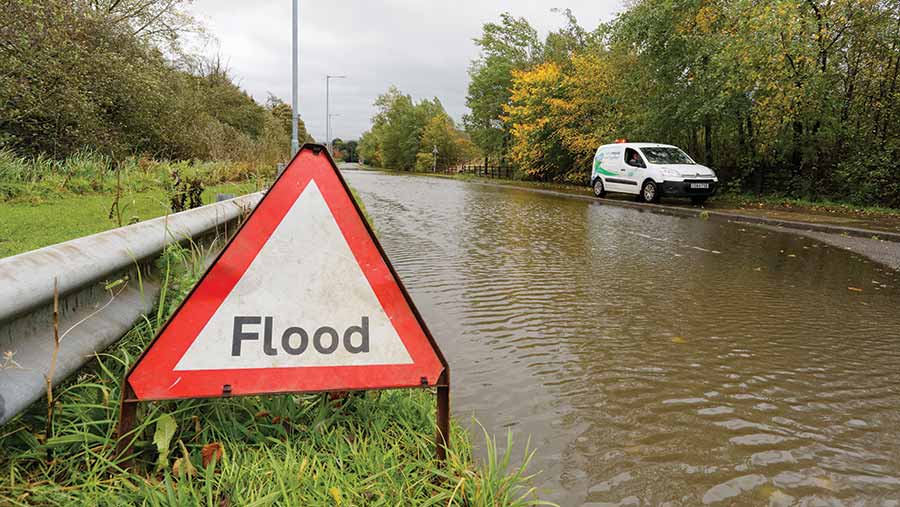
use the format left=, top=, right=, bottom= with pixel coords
left=338, top=140, right=359, bottom=162
left=492, top=0, right=900, bottom=205
left=371, top=87, right=420, bottom=169
left=266, top=94, right=313, bottom=145
left=543, top=8, right=590, bottom=64
left=0, top=1, right=297, bottom=166
left=360, top=86, right=473, bottom=171
left=464, top=13, right=543, bottom=165
left=358, top=130, right=381, bottom=166
left=85, top=0, right=199, bottom=51
left=504, top=62, right=574, bottom=181
left=417, top=114, right=476, bottom=171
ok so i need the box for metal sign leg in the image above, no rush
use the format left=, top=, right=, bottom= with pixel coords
left=116, top=384, right=137, bottom=463
left=436, top=371, right=450, bottom=462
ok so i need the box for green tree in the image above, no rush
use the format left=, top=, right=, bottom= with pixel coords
left=358, top=129, right=381, bottom=166
left=376, top=88, right=420, bottom=169
left=418, top=114, right=475, bottom=171
left=266, top=94, right=312, bottom=144
left=464, top=13, right=543, bottom=166
left=336, top=140, right=358, bottom=162
left=0, top=0, right=300, bottom=168
left=361, top=86, right=474, bottom=171
left=543, top=8, right=590, bottom=64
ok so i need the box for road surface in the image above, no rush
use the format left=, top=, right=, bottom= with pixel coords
left=345, top=170, right=900, bottom=506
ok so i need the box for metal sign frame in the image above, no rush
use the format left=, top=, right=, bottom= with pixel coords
left=116, top=143, right=450, bottom=463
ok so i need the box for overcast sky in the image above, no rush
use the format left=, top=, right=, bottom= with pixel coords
left=187, top=0, right=623, bottom=142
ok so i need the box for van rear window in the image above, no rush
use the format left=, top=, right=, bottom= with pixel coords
left=640, top=147, right=695, bottom=165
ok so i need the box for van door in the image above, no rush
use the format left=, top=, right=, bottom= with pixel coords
left=616, top=147, right=646, bottom=194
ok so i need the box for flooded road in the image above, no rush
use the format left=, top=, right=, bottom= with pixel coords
left=344, top=171, right=900, bottom=506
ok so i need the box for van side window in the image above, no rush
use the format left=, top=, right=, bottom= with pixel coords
left=625, top=148, right=645, bottom=168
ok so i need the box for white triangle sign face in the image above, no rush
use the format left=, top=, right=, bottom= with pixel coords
left=175, top=181, right=413, bottom=371
left=126, top=146, right=445, bottom=400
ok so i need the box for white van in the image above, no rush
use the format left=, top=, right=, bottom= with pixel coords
left=590, top=142, right=718, bottom=204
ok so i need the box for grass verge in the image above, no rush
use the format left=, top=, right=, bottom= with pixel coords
left=0, top=149, right=277, bottom=258
left=0, top=181, right=262, bottom=259
left=0, top=199, right=551, bottom=506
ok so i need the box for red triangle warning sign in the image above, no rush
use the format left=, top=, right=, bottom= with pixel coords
left=126, top=145, right=446, bottom=400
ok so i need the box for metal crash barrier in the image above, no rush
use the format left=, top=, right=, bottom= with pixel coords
left=0, top=192, right=263, bottom=425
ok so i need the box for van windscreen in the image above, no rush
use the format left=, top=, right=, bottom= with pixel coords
left=640, top=147, right=695, bottom=165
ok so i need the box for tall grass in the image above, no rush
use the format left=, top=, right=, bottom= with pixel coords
left=0, top=149, right=273, bottom=203
left=0, top=244, right=552, bottom=506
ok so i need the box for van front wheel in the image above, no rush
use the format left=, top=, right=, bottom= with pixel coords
left=640, top=180, right=660, bottom=203
left=592, top=178, right=606, bottom=198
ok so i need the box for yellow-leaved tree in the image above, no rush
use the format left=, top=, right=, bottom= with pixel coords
left=504, top=50, right=639, bottom=183
left=503, top=62, right=574, bottom=181
left=552, top=51, right=634, bottom=177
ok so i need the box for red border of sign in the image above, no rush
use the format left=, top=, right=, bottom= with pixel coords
left=125, top=145, right=446, bottom=400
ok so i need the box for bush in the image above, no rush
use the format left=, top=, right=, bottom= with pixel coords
left=835, top=154, right=900, bottom=208
left=415, top=152, right=435, bottom=171
left=0, top=3, right=293, bottom=168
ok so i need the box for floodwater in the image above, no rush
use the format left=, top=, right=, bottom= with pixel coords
left=344, top=171, right=900, bottom=506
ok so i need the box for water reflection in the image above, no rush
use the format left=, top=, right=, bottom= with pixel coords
left=345, top=171, right=900, bottom=506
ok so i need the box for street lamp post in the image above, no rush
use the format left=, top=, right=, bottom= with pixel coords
left=329, top=113, right=340, bottom=155
left=432, top=145, right=438, bottom=173
left=291, top=0, right=300, bottom=157
left=325, top=74, right=346, bottom=154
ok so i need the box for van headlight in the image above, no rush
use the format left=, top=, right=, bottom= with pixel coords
left=661, top=167, right=680, bottom=178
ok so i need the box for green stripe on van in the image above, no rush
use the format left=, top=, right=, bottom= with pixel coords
left=594, top=159, right=617, bottom=176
